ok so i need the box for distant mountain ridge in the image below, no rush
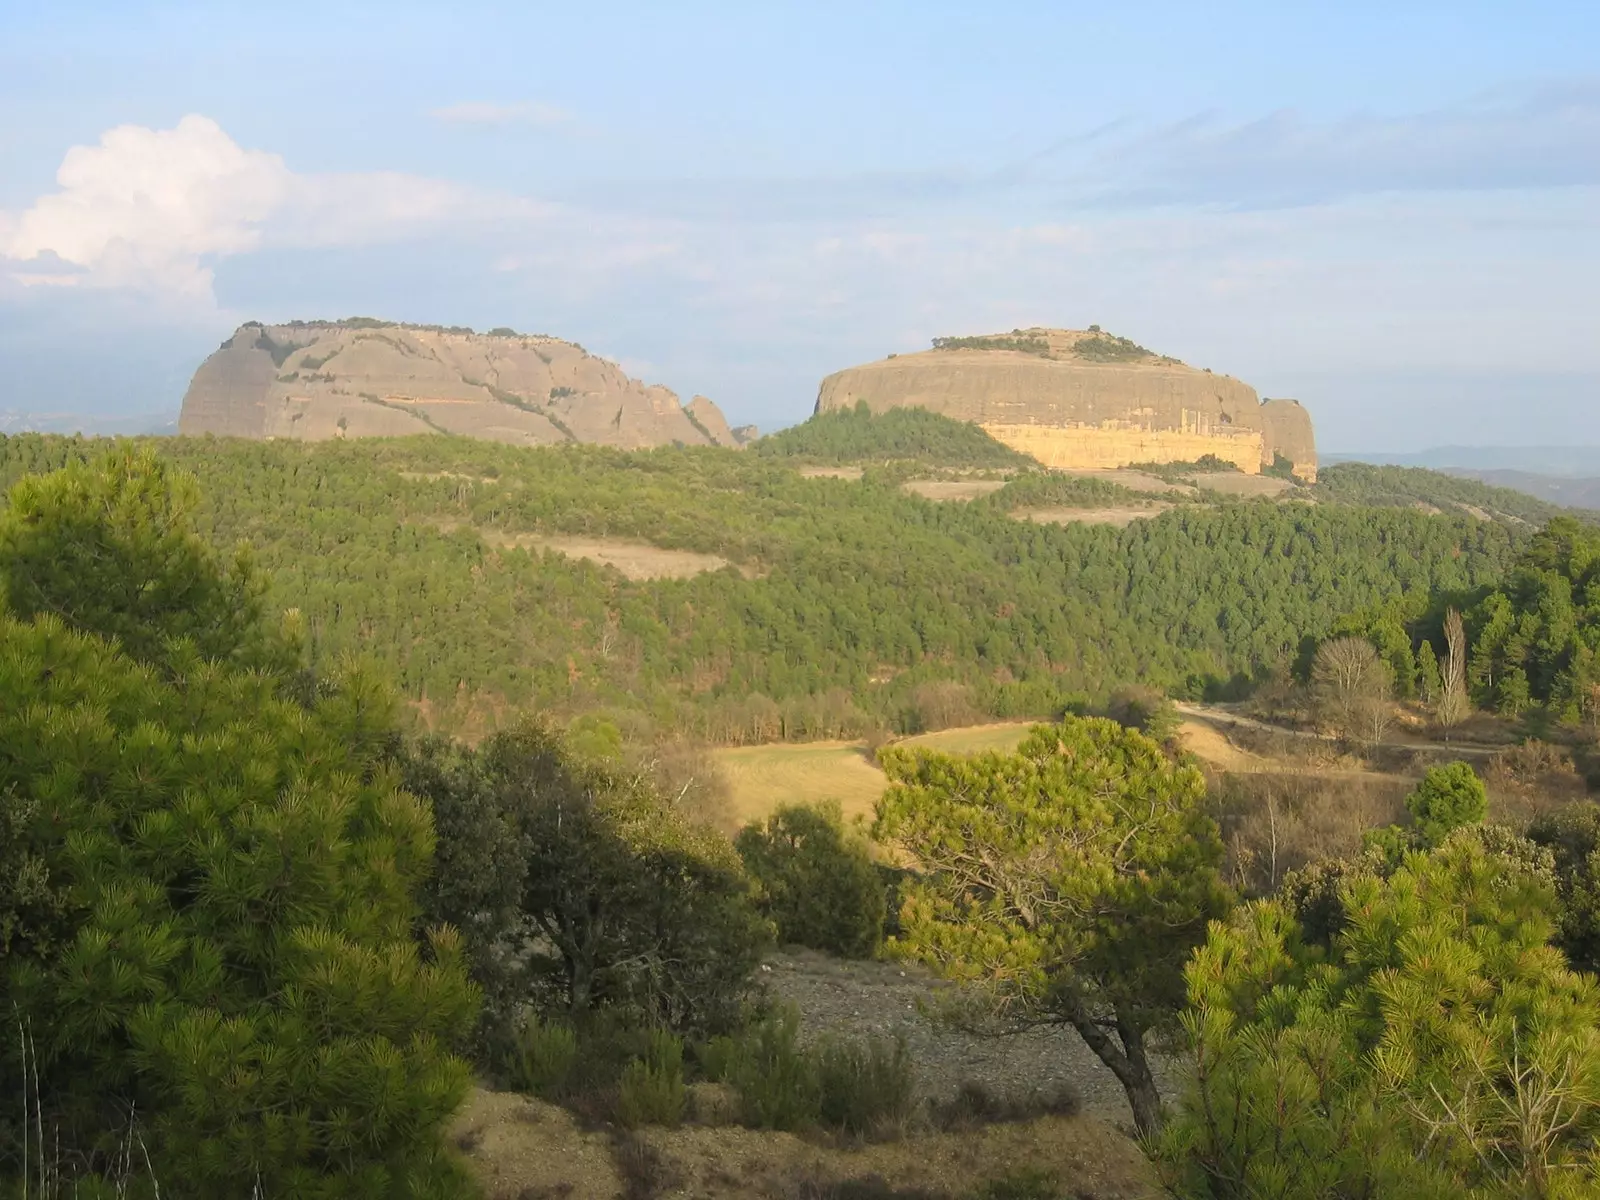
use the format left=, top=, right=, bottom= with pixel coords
left=178, top=319, right=749, bottom=450
left=1325, top=446, right=1600, bottom=475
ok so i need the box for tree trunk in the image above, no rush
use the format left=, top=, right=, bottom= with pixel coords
left=1061, top=996, right=1164, bottom=1137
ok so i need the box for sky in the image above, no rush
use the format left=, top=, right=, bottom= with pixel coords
left=1, top=0, right=1597, bottom=451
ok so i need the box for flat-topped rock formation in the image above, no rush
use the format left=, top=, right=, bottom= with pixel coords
left=179, top=320, right=746, bottom=449
left=816, top=328, right=1317, bottom=479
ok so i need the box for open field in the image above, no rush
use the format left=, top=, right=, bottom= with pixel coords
left=715, top=740, right=888, bottom=824
left=1194, top=473, right=1296, bottom=497
left=714, top=722, right=1036, bottom=826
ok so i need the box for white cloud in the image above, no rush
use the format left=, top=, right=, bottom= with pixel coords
left=5, top=115, right=290, bottom=297
left=430, top=101, right=572, bottom=128
left=1, top=115, right=529, bottom=302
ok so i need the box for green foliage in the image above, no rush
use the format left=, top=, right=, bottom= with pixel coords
left=0, top=448, right=286, bottom=673
left=1466, top=517, right=1600, bottom=719
left=1072, top=331, right=1157, bottom=362
left=0, top=614, right=477, bottom=1199
left=736, top=802, right=886, bottom=958
left=723, top=1007, right=822, bottom=1131
left=616, top=1030, right=688, bottom=1128
left=1262, top=452, right=1299, bottom=481
left=0, top=435, right=1528, bottom=739
left=505, top=1015, right=580, bottom=1098
left=1105, top=684, right=1180, bottom=742
left=408, top=724, right=771, bottom=1039
left=1313, top=461, right=1585, bottom=526
left=970, top=1168, right=1064, bottom=1200
left=814, top=1033, right=918, bottom=1137
left=755, top=402, right=1032, bottom=468
left=875, top=716, right=1231, bottom=1134
left=931, top=334, right=1051, bottom=355
left=1529, top=804, right=1600, bottom=975
left=1405, top=761, right=1489, bottom=846
left=1160, top=833, right=1600, bottom=1199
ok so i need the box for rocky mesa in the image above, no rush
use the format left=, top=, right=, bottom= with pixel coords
left=816, top=328, right=1316, bottom=479
left=179, top=319, right=748, bottom=449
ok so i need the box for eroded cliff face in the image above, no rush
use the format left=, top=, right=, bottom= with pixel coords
left=179, top=321, right=741, bottom=449
left=816, top=329, right=1317, bottom=479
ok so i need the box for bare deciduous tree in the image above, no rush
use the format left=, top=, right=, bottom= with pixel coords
left=1437, top=607, right=1471, bottom=733
left=1311, top=636, right=1394, bottom=749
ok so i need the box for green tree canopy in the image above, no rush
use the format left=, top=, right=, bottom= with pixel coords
left=1160, top=831, right=1600, bottom=1199
left=0, top=447, right=286, bottom=672
left=0, top=614, right=476, bottom=1199
left=406, top=724, right=771, bottom=1042
left=873, top=716, right=1230, bottom=1134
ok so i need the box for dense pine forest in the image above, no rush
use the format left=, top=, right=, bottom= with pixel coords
left=0, top=429, right=1536, bottom=739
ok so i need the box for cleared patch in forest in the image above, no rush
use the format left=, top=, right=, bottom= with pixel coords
left=1058, top=468, right=1196, bottom=495
left=902, top=478, right=1009, bottom=501
left=1194, top=474, right=1295, bottom=497
left=481, top=531, right=731, bottom=579
left=797, top=465, right=865, bottom=480
left=1020, top=505, right=1175, bottom=527
left=715, top=722, right=1035, bottom=826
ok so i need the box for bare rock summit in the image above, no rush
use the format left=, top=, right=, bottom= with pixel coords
left=816, top=327, right=1316, bottom=479
left=179, top=319, right=742, bottom=449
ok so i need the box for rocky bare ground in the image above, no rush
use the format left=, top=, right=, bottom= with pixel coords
left=763, top=949, right=1176, bottom=1130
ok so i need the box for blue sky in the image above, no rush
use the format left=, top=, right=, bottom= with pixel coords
left=2, top=0, right=1597, bottom=450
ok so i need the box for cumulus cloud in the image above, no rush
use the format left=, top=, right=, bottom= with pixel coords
left=2, top=115, right=521, bottom=302
left=430, top=101, right=573, bottom=128
left=5, top=115, right=291, bottom=296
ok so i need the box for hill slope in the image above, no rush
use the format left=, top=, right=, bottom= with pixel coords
left=179, top=319, right=744, bottom=450
left=0, top=434, right=1523, bottom=740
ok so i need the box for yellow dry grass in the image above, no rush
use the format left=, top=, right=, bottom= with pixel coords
left=715, top=740, right=887, bottom=825
left=714, top=723, right=1035, bottom=827
left=480, top=531, right=732, bottom=580
left=1020, top=505, right=1175, bottom=527
left=903, top=720, right=1037, bottom=754
left=902, top=478, right=1009, bottom=501
left=451, top=1088, right=1158, bottom=1200
left=1194, top=474, right=1294, bottom=497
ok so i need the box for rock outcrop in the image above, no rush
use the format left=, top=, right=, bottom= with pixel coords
left=816, top=328, right=1317, bottom=480
left=179, top=320, right=742, bottom=449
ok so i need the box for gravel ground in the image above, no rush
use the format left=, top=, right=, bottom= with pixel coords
left=763, top=949, right=1177, bottom=1128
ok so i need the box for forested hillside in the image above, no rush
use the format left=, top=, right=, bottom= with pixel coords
left=1312, top=461, right=1590, bottom=525
left=0, top=433, right=1528, bottom=738
left=753, top=402, right=1031, bottom=467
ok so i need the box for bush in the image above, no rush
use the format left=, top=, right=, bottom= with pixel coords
left=506, top=1015, right=579, bottom=1098
left=1405, top=761, right=1488, bottom=846
left=616, top=1030, right=688, bottom=1128
left=736, top=802, right=886, bottom=958
left=971, top=1168, right=1063, bottom=1200
left=815, top=1034, right=918, bottom=1138
left=727, top=1007, right=821, bottom=1130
